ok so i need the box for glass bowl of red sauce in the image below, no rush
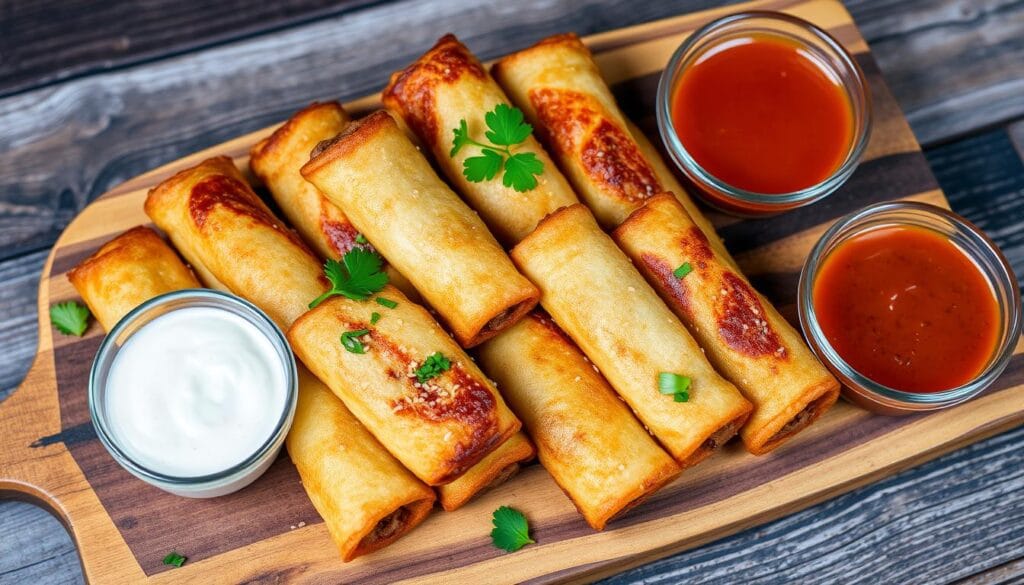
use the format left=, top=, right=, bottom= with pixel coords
left=657, top=11, right=872, bottom=216
left=798, top=201, right=1021, bottom=415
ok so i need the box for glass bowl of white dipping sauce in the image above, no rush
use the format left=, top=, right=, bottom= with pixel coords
left=89, top=289, right=297, bottom=498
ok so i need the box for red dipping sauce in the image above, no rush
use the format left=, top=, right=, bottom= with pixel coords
left=812, top=226, right=999, bottom=393
left=672, top=34, right=854, bottom=195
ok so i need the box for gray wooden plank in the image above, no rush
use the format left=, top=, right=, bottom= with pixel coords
left=0, top=250, right=45, bottom=399
left=847, top=0, right=1024, bottom=146
left=0, top=0, right=377, bottom=98
left=3, top=0, right=1024, bottom=262
left=0, top=502, right=80, bottom=585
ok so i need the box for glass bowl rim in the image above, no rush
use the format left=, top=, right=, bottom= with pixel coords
left=655, top=10, right=874, bottom=206
left=798, top=200, right=1022, bottom=406
left=88, top=288, right=298, bottom=486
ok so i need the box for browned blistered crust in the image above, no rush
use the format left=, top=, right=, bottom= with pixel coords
left=250, top=101, right=348, bottom=175
left=302, top=110, right=396, bottom=178
left=382, top=33, right=487, bottom=147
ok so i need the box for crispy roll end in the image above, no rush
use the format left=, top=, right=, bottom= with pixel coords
left=614, top=193, right=839, bottom=455
left=437, top=432, right=536, bottom=512
left=67, top=226, right=200, bottom=331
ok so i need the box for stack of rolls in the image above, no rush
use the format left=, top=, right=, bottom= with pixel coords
left=69, top=226, right=436, bottom=561
left=251, top=102, right=536, bottom=510
left=144, top=156, right=527, bottom=555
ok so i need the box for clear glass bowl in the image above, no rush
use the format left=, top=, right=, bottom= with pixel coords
left=798, top=201, right=1022, bottom=415
left=656, top=11, right=872, bottom=216
left=89, top=289, right=298, bottom=497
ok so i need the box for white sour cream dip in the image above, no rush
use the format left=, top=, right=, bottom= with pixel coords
left=104, top=306, right=288, bottom=477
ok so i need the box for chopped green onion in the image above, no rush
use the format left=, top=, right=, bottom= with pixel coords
left=341, top=329, right=370, bottom=354
left=673, top=262, right=693, bottom=279
left=370, top=312, right=382, bottom=325
left=162, top=552, right=186, bottom=568
left=376, top=297, right=398, bottom=309
left=658, top=372, right=691, bottom=403
left=415, top=352, right=451, bottom=383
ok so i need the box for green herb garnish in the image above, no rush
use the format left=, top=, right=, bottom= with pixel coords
left=490, top=506, right=534, bottom=552
left=50, top=301, right=90, bottom=336
left=308, top=248, right=389, bottom=309
left=376, top=297, right=398, bottom=309
left=415, top=352, right=451, bottom=383
left=658, top=372, right=691, bottom=403
left=162, top=552, right=187, bottom=568
left=673, top=262, right=693, bottom=279
left=451, top=103, right=544, bottom=192
left=355, top=233, right=368, bottom=244
left=341, top=329, right=370, bottom=354
left=370, top=312, right=382, bottom=325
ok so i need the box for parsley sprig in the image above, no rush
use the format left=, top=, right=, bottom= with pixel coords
left=309, top=248, right=389, bottom=309
left=50, top=301, right=90, bottom=336
left=659, top=372, right=691, bottom=403
left=415, top=352, right=451, bottom=383
left=490, top=506, right=534, bottom=552
left=451, top=103, right=544, bottom=192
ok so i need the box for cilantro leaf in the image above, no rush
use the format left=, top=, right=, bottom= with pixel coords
left=503, top=152, right=544, bottom=192
left=485, top=103, right=532, bottom=146
left=450, top=119, right=472, bottom=157
left=463, top=149, right=504, bottom=183
left=415, top=352, right=451, bottom=383
left=450, top=104, right=544, bottom=192
left=309, top=248, right=389, bottom=308
left=490, top=506, right=534, bottom=552
left=674, top=262, right=693, bottom=279
left=162, top=552, right=187, bottom=568
left=50, top=301, right=90, bottom=336
left=658, top=372, right=691, bottom=403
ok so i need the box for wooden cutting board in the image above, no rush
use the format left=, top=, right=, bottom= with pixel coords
left=2, top=0, right=1022, bottom=582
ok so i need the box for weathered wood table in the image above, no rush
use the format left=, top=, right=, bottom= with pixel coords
left=1, top=0, right=1022, bottom=583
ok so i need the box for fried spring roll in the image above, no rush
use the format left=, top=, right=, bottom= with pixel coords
left=436, top=431, right=534, bottom=511
left=288, top=367, right=435, bottom=561
left=614, top=194, right=840, bottom=454
left=511, top=205, right=751, bottom=466
left=492, top=34, right=731, bottom=261
left=382, top=34, right=578, bottom=245
left=288, top=292, right=522, bottom=485
left=145, top=156, right=326, bottom=329
left=479, top=313, right=681, bottom=529
left=145, top=157, right=438, bottom=559
left=301, top=111, right=539, bottom=348
left=67, top=226, right=199, bottom=330
left=248, top=102, right=417, bottom=298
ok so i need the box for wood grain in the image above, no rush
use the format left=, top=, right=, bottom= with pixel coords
left=1, top=1, right=1023, bottom=583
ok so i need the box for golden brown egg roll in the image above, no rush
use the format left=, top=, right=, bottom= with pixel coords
left=614, top=194, right=840, bottom=454
left=478, top=313, right=681, bottom=529
left=511, top=205, right=751, bottom=467
left=248, top=101, right=418, bottom=298
left=382, top=34, right=578, bottom=245
left=67, top=226, right=200, bottom=330
left=288, top=291, right=522, bottom=485
left=288, top=367, right=435, bottom=561
left=146, top=157, right=438, bottom=560
left=436, top=431, right=534, bottom=512
left=492, top=34, right=731, bottom=261
left=300, top=110, right=539, bottom=348
left=145, top=156, right=326, bottom=329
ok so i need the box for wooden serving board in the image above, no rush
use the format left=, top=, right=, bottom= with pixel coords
left=2, top=0, right=1022, bottom=582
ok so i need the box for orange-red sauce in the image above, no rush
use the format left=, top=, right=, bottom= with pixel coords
left=672, top=34, right=854, bottom=194
left=812, top=226, right=999, bottom=393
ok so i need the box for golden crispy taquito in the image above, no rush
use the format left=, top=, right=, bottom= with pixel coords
left=614, top=194, right=840, bottom=454
left=248, top=101, right=417, bottom=297
left=511, top=205, right=751, bottom=467
left=288, top=291, right=522, bottom=485
left=300, top=110, right=538, bottom=347
left=382, top=34, right=578, bottom=245
left=436, top=431, right=535, bottom=511
left=67, top=226, right=199, bottom=330
left=479, top=313, right=681, bottom=529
